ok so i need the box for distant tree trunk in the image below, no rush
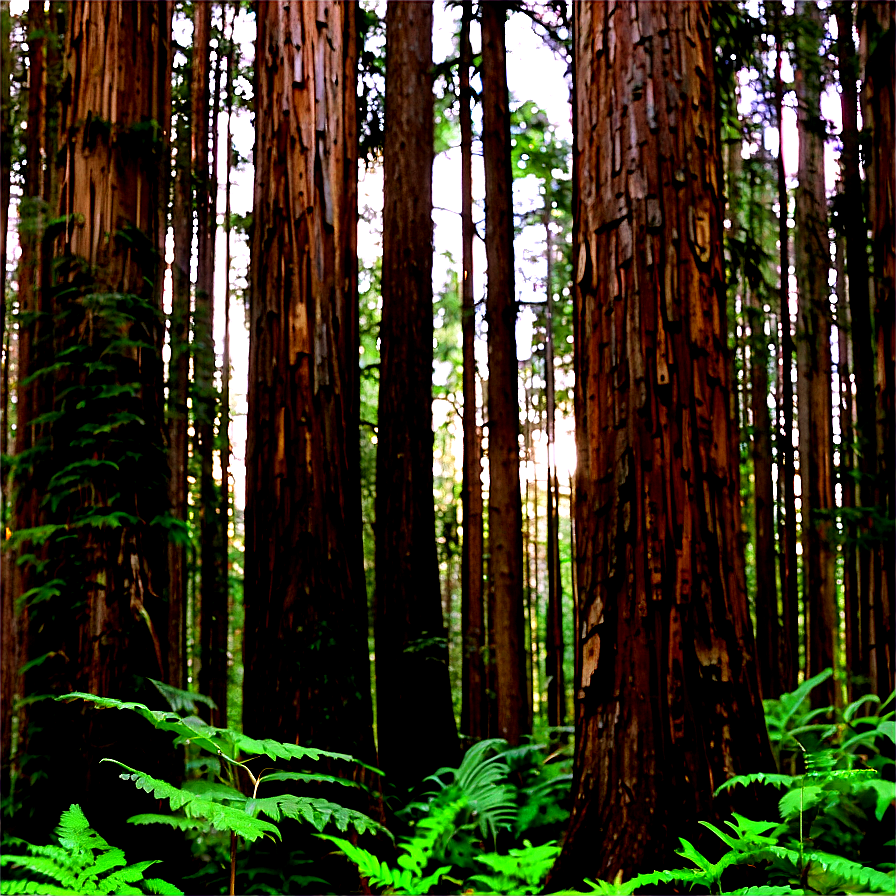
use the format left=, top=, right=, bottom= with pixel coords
left=459, top=0, right=487, bottom=744
left=167, top=23, right=191, bottom=695
left=836, top=229, right=862, bottom=694
left=375, top=0, right=458, bottom=790
left=861, top=0, right=895, bottom=697
left=219, top=0, right=235, bottom=726
left=0, top=0, right=10, bottom=489
left=192, top=0, right=225, bottom=725
left=544, top=195, right=566, bottom=727
left=551, top=3, right=773, bottom=884
left=12, top=0, right=174, bottom=841
left=2, top=0, right=47, bottom=811
left=482, top=0, right=528, bottom=744
left=795, top=0, right=838, bottom=708
left=244, top=0, right=376, bottom=765
left=836, top=0, right=874, bottom=696
left=745, top=165, right=781, bottom=700
left=773, top=6, right=799, bottom=692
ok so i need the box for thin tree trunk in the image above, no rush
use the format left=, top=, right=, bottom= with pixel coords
left=836, top=1, right=875, bottom=695
left=836, top=229, right=861, bottom=696
left=482, top=0, right=528, bottom=744
left=459, top=0, right=486, bottom=745
left=794, top=0, right=838, bottom=709
left=746, top=165, right=781, bottom=700
left=551, top=3, right=773, bottom=884
left=774, top=6, right=800, bottom=692
left=0, top=0, right=10, bottom=497
left=375, top=0, right=458, bottom=790
left=544, top=195, right=565, bottom=727
left=860, top=0, right=895, bottom=698
left=167, top=16, right=192, bottom=694
left=245, top=0, right=376, bottom=766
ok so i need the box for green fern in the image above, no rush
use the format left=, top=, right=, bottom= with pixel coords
left=320, top=798, right=463, bottom=894
left=466, top=839, right=561, bottom=894
left=0, top=805, right=182, bottom=896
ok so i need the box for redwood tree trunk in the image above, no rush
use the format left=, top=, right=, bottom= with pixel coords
left=861, top=0, right=895, bottom=698
left=13, top=0, right=174, bottom=841
left=795, top=0, right=838, bottom=708
left=459, top=0, right=487, bottom=745
left=551, top=3, right=773, bottom=884
left=375, top=0, right=458, bottom=790
left=836, top=0, right=874, bottom=696
left=244, top=0, right=376, bottom=765
left=772, top=7, right=800, bottom=694
left=482, top=0, right=528, bottom=744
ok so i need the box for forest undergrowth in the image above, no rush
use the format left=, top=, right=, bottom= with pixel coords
left=0, top=672, right=893, bottom=896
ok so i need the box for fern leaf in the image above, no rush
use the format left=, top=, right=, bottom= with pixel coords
left=126, top=815, right=209, bottom=833
left=803, top=850, right=896, bottom=893
left=726, top=888, right=806, bottom=894
left=0, top=855, right=79, bottom=889
left=142, top=880, right=184, bottom=896
left=0, top=881, right=82, bottom=895
left=715, top=772, right=797, bottom=794
left=259, top=771, right=361, bottom=789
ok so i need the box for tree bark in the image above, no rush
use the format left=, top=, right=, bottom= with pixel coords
left=551, top=3, right=773, bottom=884
left=482, top=0, right=528, bottom=744
left=544, top=195, right=566, bottom=727
left=794, top=0, right=838, bottom=708
left=11, top=0, right=174, bottom=842
left=860, top=0, right=895, bottom=698
left=375, top=0, right=458, bottom=790
left=244, top=0, right=376, bottom=765
left=459, top=0, right=486, bottom=744
left=773, top=6, right=799, bottom=692
left=167, top=11, right=191, bottom=694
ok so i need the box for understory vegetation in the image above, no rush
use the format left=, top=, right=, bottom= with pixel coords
left=1, top=673, right=892, bottom=896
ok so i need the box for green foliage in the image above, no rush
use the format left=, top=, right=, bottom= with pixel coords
left=55, top=692, right=388, bottom=893
left=467, top=839, right=561, bottom=895
left=0, top=804, right=182, bottom=895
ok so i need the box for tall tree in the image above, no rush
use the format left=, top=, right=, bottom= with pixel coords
left=835, top=1, right=875, bottom=695
left=551, top=3, right=773, bottom=883
left=11, top=0, right=174, bottom=840
left=745, top=159, right=781, bottom=700
left=167, top=11, right=192, bottom=694
left=794, top=0, right=838, bottom=707
left=482, top=0, right=528, bottom=744
left=244, top=0, right=376, bottom=764
left=193, top=0, right=227, bottom=726
left=773, top=5, right=799, bottom=692
left=860, top=0, right=895, bottom=697
left=375, top=0, right=458, bottom=790
left=459, top=0, right=487, bottom=744
left=544, top=188, right=566, bottom=727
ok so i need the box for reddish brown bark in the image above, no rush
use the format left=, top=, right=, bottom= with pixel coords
left=375, top=0, right=458, bottom=790
left=551, top=3, right=773, bottom=884
left=773, top=6, right=799, bottom=692
left=459, top=0, right=487, bottom=745
left=482, top=0, right=528, bottom=744
left=244, top=0, right=376, bottom=764
left=860, top=0, right=895, bottom=697
left=794, top=0, right=838, bottom=708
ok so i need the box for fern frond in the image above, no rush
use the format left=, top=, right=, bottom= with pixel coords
left=318, top=835, right=421, bottom=893
left=126, top=815, right=209, bottom=833
left=715, top=772, right=797, bottom=795
left=0, top=854, right=79, bottom=889
left=802, top=849, right=896, bottom=893
left=142, top=880, right=184, bottom=896
left=271, top=795, right=388, bottom=837
left=0, top=881, right=81, bottom=895
left=726, top=887, right=806, bottom=894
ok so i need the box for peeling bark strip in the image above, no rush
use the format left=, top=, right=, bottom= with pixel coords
left=244, top=1, right=376, bottom=764
left=552, top=2, right=772, bottom=884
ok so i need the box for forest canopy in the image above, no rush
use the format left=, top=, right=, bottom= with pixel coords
left=0, top=2, right=893, bottom=895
